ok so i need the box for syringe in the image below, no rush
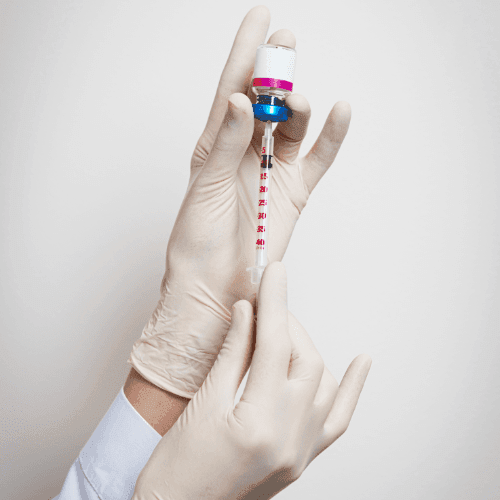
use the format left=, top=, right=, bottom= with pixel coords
left=247, top=120, right=274, bottom=285
left=246, top=44, right=296, bottom=286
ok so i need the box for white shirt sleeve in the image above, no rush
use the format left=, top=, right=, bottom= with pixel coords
left=53, top=386, right=162, bottom=500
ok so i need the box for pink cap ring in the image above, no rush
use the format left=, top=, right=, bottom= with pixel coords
left=252, top=78, right=293, bottom=92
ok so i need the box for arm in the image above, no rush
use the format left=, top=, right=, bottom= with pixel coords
left=56, top=5, right=352, bottom=498
left=125, top=6, right=351, bottom=404
left=124, top=368, right=189, bottom=436
left=56, top=386, right=162, bottom=500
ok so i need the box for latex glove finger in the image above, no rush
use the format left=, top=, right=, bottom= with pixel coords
left=195, top=299, right=255, bottom=412
left=192, top=6, right=270, bottom=168
left=193, top=93, right=254, bottom=192
left=273, top=93, right=311, bottom=164
left=322, top=353, right=372, bottom=447
left=301, top=100, right=352, bottom=195
left=286, top=310, right=325, bottom=404
left=248, top=29, right=297, bottom=143
left=312, top=366, right=339, bottom=424
left=239, top=261, right=291, bottom=405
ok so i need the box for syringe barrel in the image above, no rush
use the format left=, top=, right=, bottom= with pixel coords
left=247, top=122, right=275, bottom=285
left=255, top=167, right=271, bottom=266
left=255, top=123, right=273, bottom=260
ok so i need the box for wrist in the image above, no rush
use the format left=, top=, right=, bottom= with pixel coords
left=124, top=367, right=189, bottom=437
left=128, top=288, right=233, bottom=397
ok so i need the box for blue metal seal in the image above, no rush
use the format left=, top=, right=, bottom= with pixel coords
left=252, top=95, right=293, bottom=122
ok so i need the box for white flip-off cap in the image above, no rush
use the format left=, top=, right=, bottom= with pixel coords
left=253, top=44, right=296, bottom=83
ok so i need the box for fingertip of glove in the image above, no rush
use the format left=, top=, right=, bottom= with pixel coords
left=232, top=299, right=250, bottom=313
left=228, top=93, right=253, bottom=116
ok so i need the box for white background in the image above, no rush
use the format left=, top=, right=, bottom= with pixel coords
left=1, top=1, right=499, bottom=499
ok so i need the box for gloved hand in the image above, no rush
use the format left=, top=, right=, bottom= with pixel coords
left=132, top=262, right=372, bottom=500
left=128, top=5, right=352, bottom=398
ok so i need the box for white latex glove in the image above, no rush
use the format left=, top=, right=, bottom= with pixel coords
left=132, top=262, right=372, bottom=500
left=128, top=6, right=352, bottom=398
